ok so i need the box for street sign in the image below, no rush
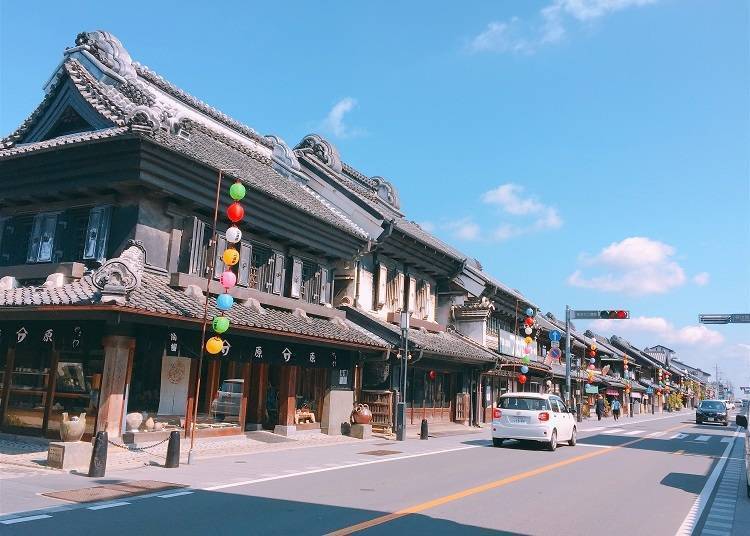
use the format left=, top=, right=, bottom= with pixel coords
left=573, top=310, right=630, bottom=320
left=699, top=313, right=750, bottom=324
left=646, top=387, right=654, bottom=395
left=549, top=330, right=562, bottom=342
left=550, top=348, right=562, bottom=359
left=572, top=310, right=602, bottom=319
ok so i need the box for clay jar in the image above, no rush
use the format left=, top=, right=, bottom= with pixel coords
left=351, top=403, right=373, bottom=425
left=143, top=416, right=155, bottom=432
left=60, top=412, right=86, bottom=442
left=125, top=412, right=143, bottom=432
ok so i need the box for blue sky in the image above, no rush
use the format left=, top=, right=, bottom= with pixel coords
left=1, top=1, right=748, bottom=391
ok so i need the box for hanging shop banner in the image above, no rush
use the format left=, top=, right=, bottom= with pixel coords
left=605, top=389, right=620, bottom=396
left=0, top=322, right=100, bottom=352
left=585, top=384, right=600, bottom=395
left=165, top=330, right=180, bottom=356
left=630, top=392, right=642, bottom=399
left=157, top=353, right=190, bottom=416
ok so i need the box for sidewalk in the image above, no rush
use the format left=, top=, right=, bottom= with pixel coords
left=575, top=408, right=690, bottom=431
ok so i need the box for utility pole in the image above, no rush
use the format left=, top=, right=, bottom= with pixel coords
left=565, top=305, right=572, bottom=408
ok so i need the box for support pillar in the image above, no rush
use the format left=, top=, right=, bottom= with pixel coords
left=97, top=336, right=136, bottom=438
left=238, top=362, right=251, bottom=430
left=246, top=363, right=268, bottom=430
left=204, top=360, right=220, bottom=414
left=274, top=365, right=298, bottom=436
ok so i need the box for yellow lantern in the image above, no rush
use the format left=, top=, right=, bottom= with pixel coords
left=524, top=336, right=533, bottom=344
left=222, top=248, right=240, bottom=266
left=206, top=336, right=223, bottom=354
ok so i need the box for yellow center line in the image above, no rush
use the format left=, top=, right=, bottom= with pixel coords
left=326, top=422, right=689, bottom=536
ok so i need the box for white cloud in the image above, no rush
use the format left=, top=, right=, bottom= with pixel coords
left=445, top=218, right=481, bottom=241
left=468, top=0, right=659, bottom=54
left=417, top=221, right=436, bottom=233
left=481, top=183, right=563, bottom=241
left=320, top=97, right=363, bottom=138
left=591, top=316, right=725, bottom=347
left=693, top=272, right=710, bottom=286
left=481, top=184, right=544, bottom=215
left=568, top=237, right=690, bottom=295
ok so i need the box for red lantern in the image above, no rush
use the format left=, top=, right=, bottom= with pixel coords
left=518, top=374, right=527, bottom=384
left=524, top=317, right=534, bottom=327
left=588, top=350, right=596, bottom=357
left=227, top=202, right=245, bottom=222
left=428, top=370, right=437, bottom=381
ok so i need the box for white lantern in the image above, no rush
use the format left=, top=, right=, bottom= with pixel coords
left=226, top=226, right=242, bottom=243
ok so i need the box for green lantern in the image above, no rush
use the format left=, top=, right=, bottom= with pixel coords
left=212, top=315, right=230, bottom=334
left=522, top=355, right=531, bottom=365
left=229, top=182, right=246, bottom=201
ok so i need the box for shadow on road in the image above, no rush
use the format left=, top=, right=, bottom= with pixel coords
left=660, top=472, right=707, bottom=494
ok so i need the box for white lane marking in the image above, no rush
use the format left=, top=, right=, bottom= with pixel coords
left=203, top=445, right=479, bottom=491
left=158, top=491, right=194, bottom=499
left=1, top=515, right=52, bottom=525
left=87, top=502, right=130, bottom=511
left=721, top=437, right=733, bottom=443
left=670, top=433, right=687, bottom=440
left=576, top=443, right=613, bottom=449
left=695, top=435, right=711, bottom=442
left=647, top=431, right=666, bottom=437
left=674, top=430, right=739, bottom=536
left=582, top=427, right=603, bottom=432
left=622, top=430, right=645, bottom=436
left=602, top=428, right=625, bottom=434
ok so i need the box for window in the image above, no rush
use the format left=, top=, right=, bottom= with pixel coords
left=384, top=268, right=404, bottom=312
left=27, top=212, right=60, bottom=263
left=82, top=206, right=112, bottom=263
left=415, top=280, right=432, bottom=320
left=499, top=397, right=550, bottom=411
left=487, top=314, right=513, bottom=337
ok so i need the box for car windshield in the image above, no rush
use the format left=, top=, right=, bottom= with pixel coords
left=499, top=397, right=549, bottom=411
left=699, top=401, right=724, bottom=410
left=220, top=381, right=243, bottom=394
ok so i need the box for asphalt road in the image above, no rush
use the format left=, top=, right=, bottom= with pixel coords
left=0, top=411, right=744, bottom=536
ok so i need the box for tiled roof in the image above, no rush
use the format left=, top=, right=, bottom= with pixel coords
left=0, top=127, right=129, bottom=160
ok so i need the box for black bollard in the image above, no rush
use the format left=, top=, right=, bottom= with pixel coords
left=88, top=431, right=108, bottom=477
left=165, top=430, right=180, bottom=468
left=420, top=419, right=428, bottom=440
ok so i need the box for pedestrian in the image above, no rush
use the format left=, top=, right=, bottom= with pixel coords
left=595, top=395, right=605, bottom=421
left=611, top=397, right=621, bottom=421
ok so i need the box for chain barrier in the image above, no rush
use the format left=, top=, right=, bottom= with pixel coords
left=107, top=437, right=170, bottom=452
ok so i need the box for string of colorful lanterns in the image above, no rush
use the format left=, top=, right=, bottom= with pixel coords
left=206, top=179, right=246, bottom=355
left=518, top=307, right=535, bottom=386
left=623, top=354, right=631, bottom=395
left=586, top=339, right=596, bottom=384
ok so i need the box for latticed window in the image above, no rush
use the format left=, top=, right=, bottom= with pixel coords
left=384, top=268, right=404, bottom=311
left=415, top=280, right=432, bottom=320
left=487, top=314, right=513, bottom=336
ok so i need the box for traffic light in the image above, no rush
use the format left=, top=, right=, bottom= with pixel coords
left=599, top=310, right=630, bottom=319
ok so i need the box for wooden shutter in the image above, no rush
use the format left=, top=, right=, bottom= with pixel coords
left=319, top=266, right=329, bottom=305
left=187, top=217, right=207, bottom=276
left=376, top=264, right=387, bottom=307
left=27, top=213, right=58, bottom=263
left=0, top=217, right=13, bottom=265
left=408, top=276, right=417, bottom=313
left=213, top=234, right=227, bottom=278
left=423, top=282, right=431, bottom=319
left=272, top=252, right=285, bottom=294
left=290, top=257, right=303, bottom=298
left=82, top=206, right=112, bottom=262
left=396, top=272, right=405, bottom=311
left=238, top=241, right=252, bottom=286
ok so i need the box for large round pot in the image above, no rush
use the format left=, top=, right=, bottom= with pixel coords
left=125, top=412, right=143, bottom=432
left=60, top=412, right=86, bottom=442
left=351, top=404, right=372, bottom=425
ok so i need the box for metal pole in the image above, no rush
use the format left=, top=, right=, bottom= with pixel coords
left=565, top=305, right=572, bottom=407
left=396, top=323, right=408, bottom=441
left=188, top=169, right=225, bottom=464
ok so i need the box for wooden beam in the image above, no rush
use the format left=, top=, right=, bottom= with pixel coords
left=247, top=362, right=268, bottom=426
left=238, top=362, right=251, bottom=430
left=278, top=365, right=298, bottom=426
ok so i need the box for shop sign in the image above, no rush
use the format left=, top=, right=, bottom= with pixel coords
left=646, top=387, right=654, bottom=395
left=605, top=389, right=620, bottom=396
left=585, top=384, right=600, bottom=394
left=166, top=331, right=180, bottom=356
left=630, top=392, right=642, bottom=399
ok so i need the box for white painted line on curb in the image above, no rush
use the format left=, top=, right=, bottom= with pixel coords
left=203, top=445, right=479, bottom=492
left=158, top=491, right=194, bottom=499
left=674, top=430, right=739, bottom=536
left=87, top=502, right=130, bottom=511
left=0, top=514, right=52, bottom=525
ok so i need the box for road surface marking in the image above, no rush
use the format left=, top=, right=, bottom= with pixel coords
left=720, top=437, right=733, bottom=443
left=647, top=431, right=666, bottom=437
left=0, top=515, right=52, bottom=525
left=583, top=427, right=603, bottom=432
left=622, top=430, right=645, bottom=436
left=158, top=491, right=194, bottom=499
left=602, top=428, right=624, bottom=434
left=670, top=433, right=687, bottom=439
left=203, top=445, right=479, bottom=491
left=695, top=435, right=711, bottom=442
left=327, top=422, right=690, bottom=536
left=87, top=502, right=130, bottom=510
left=674, top=431, right=739, bottom=536
left=576, top=443, right=613, bottom=449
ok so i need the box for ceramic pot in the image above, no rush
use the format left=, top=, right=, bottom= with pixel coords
left=60, top=412, right=86, bottom=442
left=143, top=416, right=155, bottom=431
left=125, top=412, right=143, bottom=432
left=351, top=404, right=373, bottom=425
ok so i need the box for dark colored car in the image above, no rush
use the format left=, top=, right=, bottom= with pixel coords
left=696, top=400, right=728, bottom=426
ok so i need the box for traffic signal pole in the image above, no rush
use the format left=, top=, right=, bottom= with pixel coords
left=565, top=305, right=572, bottom=408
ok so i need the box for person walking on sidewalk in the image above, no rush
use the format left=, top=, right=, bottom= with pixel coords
left=611, top=397, right=621, bottom=421
left=595, top=395, right=606, bottom=421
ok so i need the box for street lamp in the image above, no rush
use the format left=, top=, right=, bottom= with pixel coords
left=396, top=310, right=410, bottom=441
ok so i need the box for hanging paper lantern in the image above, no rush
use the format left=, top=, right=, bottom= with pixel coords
left=521, top=365, right=529, bottom=374
left=518, top=374, right=527, bottom=384
left=590, top=344, right=597, bottom=351
left=220, top=270, right=237, bottom=289
left=588, top=364, right=595, bottom=370
left=522, top=355, right=531, bottom=364
left=216, top=293, right=234, bottom=310
left=428, top=370, right=437, bottom=380
left=222, top=248, right=240, bottom=266
left=524, top=327, right=533, bottom=335
left=588, top=350, right=596, bottom=357
left=602, top=364, right=611, bottom=376
left=227, top=202, right=245, bottom=222
left=524, top=345, right=533, bottom=354
left=589, top=357, right=596, bottom=364
left=206, top=336, right=224, bottom=354
left=525, top=308, right=534, bottom=317
left=524, top=336, right=533, bottom=345
left=524, top=317, right=534, bottom=327
left=226, top=226, right=242, bottom=244
left=212, top=316, right=230, bottom=334
left=229, top=181, right=246, bottom=201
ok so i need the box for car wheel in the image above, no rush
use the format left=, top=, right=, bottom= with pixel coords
left=696, top=419, right=702, bottom=425
left=568, top=427, right=577, bottom=446
left=492, top=438, right=504, bottom=448
left=548, top=430, right=557, bottom=451
left=723, top=421, right=728, bottom=427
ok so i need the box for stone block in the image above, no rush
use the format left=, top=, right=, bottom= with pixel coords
left=350, top=424, right=372, bottom=440
left=321, top=389, right=354, bottom=436
left=47, top=441, right=93, bottom=471
left=273, top=425, right=297, bottom=436
left=244, top=422, right=264, bottom=431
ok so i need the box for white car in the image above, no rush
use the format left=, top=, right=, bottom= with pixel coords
left=491, top=393, right=577, bottom=451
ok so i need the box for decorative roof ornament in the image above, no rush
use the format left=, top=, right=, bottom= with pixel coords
left=295, top=134, right=342, bottom=173
left=370, top=176, right=400, bottom=209
left=92, top=240, right=146, bottom=304
left=266, top=135, right=301, bottom=172
left=74, top=31, right=137, bottom=80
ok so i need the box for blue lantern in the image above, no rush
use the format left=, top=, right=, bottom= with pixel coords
left=521, top=365, right=529, bottom=374
left=525, top=307, right=534, bottom=317
left=216, top=293, right=234, bottom=311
